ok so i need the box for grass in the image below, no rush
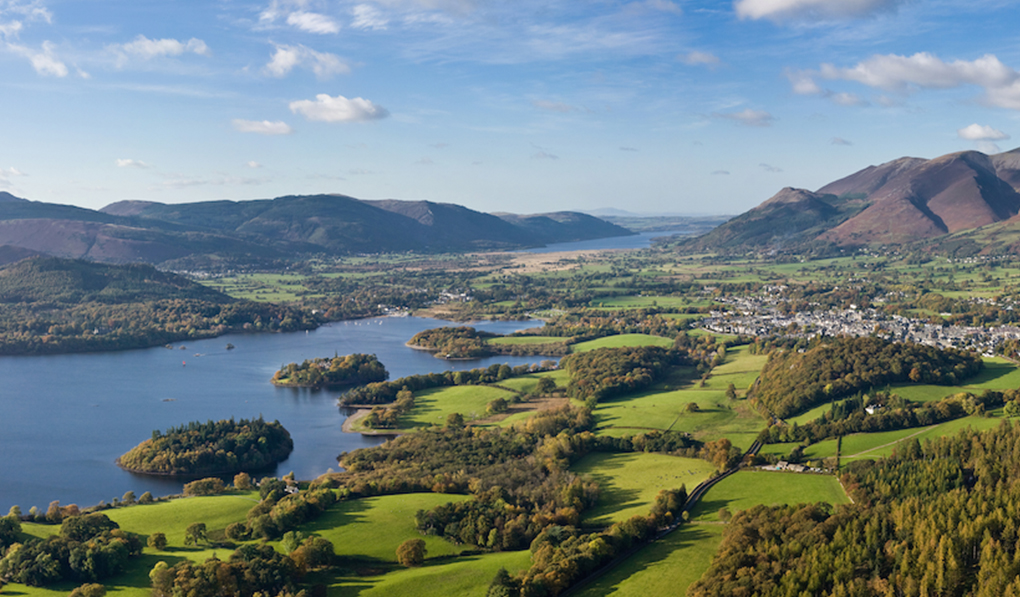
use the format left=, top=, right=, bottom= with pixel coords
left=591, top=346, right=768, bottom=449
left=487, top=336, right=566, bottom=346
left=570, top=334, right=674, bottom=353
left=571, top=453, right=717, bottom=525
left=577, top=524, right=724, bottom=597
left=301, top=493, right=472, bottom=563
left=398, top=385, right=518, bottom=428
left=588, top=296, right=695, bottom=310
left=495, top=370, right=570, bottom=393
left=689, top=470, right=849, bottom=522
left=840, top=415, right=1005, bottom=461
left=323, top=549, right=533, bottom=597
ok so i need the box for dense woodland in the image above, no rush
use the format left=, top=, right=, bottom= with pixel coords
left=407, top=325, right=500, bottom=358
left=751, top=336, right=983, bottom=419
left=118, top=417, right=293, bottom=476
left=0, top=257, right=317, bottom=355
left=690, top=421, right=1020, bottom=597
left=271, top=353, right=388, bottom=388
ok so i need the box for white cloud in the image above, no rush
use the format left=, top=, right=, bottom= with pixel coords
left=957, top=123, right=1010, bottom=141
left=714, top=108, right=775, bottom=127
left=978, top=141, right=1002, bottom=155
left=786, top=69, right=823, bottom=95
left=116, top=159, right=150, bottom=169
left=232, top=119, right=294, bottom=135
left=7, top=40, right=66, bottom=76
left=247, top=161, right=263, bottom=169
left=286, top=11, right=340, bottom=34
left=289, top=94, right=389, bottom=122
left=0, top=166, right=26, bottom=189
left=831, top=137, right=853, bottom=145
left=734, top=0, right=904, bottom=21
left=0, top=0, right=51, bottom=40
left=264, top=43, right=350, bottom=79
left=533, top=99, right=576, bottom=113
left=680, top=51, right=720, bottom=68
left=112, top=35, right=210, bottom=64
left=830, top=92, right=868, bottom=106
left=352, top=4, right=388, bottom=29
left=634, top=0, right=682, bottom=14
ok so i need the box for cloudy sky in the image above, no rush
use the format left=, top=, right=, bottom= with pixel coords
left=2, top=0, right=1020, bottom=215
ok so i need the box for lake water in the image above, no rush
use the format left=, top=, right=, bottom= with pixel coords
left=0, top=317, right=547, bottom=513
left=523, top=230, right=687, bottom=253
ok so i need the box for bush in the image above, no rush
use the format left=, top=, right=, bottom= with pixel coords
left=69, top=583, right=106, bottom=597
left=183, top=478, right=225, bottom=497
left=396, top=538, right=426, bottom=567
left=147, top=532, right=167, bottom=551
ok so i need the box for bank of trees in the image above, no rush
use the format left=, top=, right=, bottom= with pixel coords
left=271, top=353, right=388, bottom=388
left=560, top=346, right=699, bottom=405
left=691, top=421, right=1020, bottom=597
left=752, top=336, right=983, bottom=419
left=339, top=362, right=555, bottom=406
left=118, top=417, right=293, bottom=476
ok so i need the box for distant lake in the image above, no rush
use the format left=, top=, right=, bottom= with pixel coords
left=0, top=317, right=547, bottom=512
left=523, top=230, right=686, bottom=254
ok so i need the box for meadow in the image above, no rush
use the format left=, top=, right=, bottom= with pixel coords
left=688, top=470, right=850, bottom=522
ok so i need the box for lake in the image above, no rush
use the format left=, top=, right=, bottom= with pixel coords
left=0, top=316, right=547, bottom=513
left=522, top=230, right=687, bottom=253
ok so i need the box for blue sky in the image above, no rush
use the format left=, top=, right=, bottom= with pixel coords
left=2, top=0, right=1020, bottom=215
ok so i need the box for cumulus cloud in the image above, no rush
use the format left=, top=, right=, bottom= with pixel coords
left=111, top=35, right=210, bottom=65
left=264, top=43, right=350, bottom=79
left=714, top=108, right=775, bottom=127
left=232, top=119, right=294, bottom=135
left=286, top=11, right=340, bottom=33
left=289, top=94, right=389, bottom=122
left=533, top=100, right=576, bottom=113
left=957, top=123, right=1010, bottom=141
left=811, top=52, right=1020, bottom=110
left=734, top=0, right=904, bottom=21
left=830, top=92, right=868, bottom=106
left=352, top=4, right=388, bottom=29
left=760, top=163, right=783, bottom=172
left=831, top=137, right=853, bottom=145
left=978, top=142, right=1003, bottom=155
left=680, top=51, right=720, bottom=67
left=8, top=40, right=66, bottom=76
left=786, top=69, right=823, bottom=95
left=0, top=0, right=52, bottom=40
left=247, top=161, right=263, bottom=168
left=116, top=159, right=150, bottom=169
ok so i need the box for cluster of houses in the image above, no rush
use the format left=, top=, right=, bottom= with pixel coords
left=700, top=292, right=1020, bottom=356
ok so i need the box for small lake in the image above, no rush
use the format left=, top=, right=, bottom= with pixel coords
left=0, top=317, right=547, bottom=512
left=522, top=230, right=687, bottom=254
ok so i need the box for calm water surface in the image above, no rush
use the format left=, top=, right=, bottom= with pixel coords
left=0, top=316, right=545, bottom=512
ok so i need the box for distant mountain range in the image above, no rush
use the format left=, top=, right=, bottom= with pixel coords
left=684, top=148, right=1020, bottom=255
left=0, top=193, right=632, bottom=267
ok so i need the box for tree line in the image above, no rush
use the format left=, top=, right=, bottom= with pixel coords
left=271, top=353, right=388, bottom=388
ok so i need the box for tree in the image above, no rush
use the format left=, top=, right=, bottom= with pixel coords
left=396, top=538, right=426, bottom=567
left=183, top=522, right=207, bottom=546
left=138, top=492, right=154, bottom=505
left=446, top=412, right=465, bottom=429
left=121, top=491, right=136, bottom=506
left=1005, top=399, right=1020, bottom=418
left=147, top=532, right=167, bottom=551
left=233, top=472, right=253, bottom=490
left=46, top=500, right=63, bottom=523
left=69, top=583, right=106, bottom=597
left=537, top=376, right=557, bottom=394
left=725, top=383, right=737, bottom=399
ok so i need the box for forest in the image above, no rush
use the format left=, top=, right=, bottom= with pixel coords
left=691, top=421, right=1020, bottom=597
left=751, top=336, right=983, bottom=419
left=117, top=417, right=293, bottom=476
left=271, top=353, right=388, bottom=388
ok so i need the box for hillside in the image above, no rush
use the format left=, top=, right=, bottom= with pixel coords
left=683, top=147, right=1020, bottom=253
left=0, top=193, right=629, bottom=266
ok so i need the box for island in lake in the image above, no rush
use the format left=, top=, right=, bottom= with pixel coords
left=118, top=416, right=293, bottom=477
left=271, top=353, right=388, bottom=388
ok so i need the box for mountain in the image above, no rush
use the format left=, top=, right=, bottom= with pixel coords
left=0, top=193, right=630, bottom=266
left=685, top=148, right=1020, bottom=253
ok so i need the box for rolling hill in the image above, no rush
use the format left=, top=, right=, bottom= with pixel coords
left=684, top=148, right=1020, bottom=254
left=0, top=193, right=631, bottom=266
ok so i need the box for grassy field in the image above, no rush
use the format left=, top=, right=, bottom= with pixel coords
left=588, top=296, right=695, bottom=310
left=301, top=493, right=472, bottom=563
left=495, top=369, right=570, bottom=393
left=689, top=470, right=849, bottom=522
left=570, top=334, right=675, bottom=353
left=572, top=453, right=717, bottom=525
left=592, top=346, right=768, bottom=449
left=577, top=524, right=724, bottom=597
left=396, top=385, right=518, bottom=428
left=323, top=549, right=533, bottom=597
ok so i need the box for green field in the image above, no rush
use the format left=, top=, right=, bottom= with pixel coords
left=572, top=452, right=716, bottom=525
left=689, top=470, right=849, bottom=522
left=324, top=549, right=533, bottom=597
left=592, top=345, right=768, bottom=449
left=397, top=385, right=518, bottom=428
left=570, top=334, right=674, bottom=353
left=578, top=524, right=724, bottom=597
left=300, top=493, right=472, bottom=563
left=495, top=370, right=570, bottom=393
left=588, top=296, right=696, bottom=310
left=840, top=415, right=1006, bottom=461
